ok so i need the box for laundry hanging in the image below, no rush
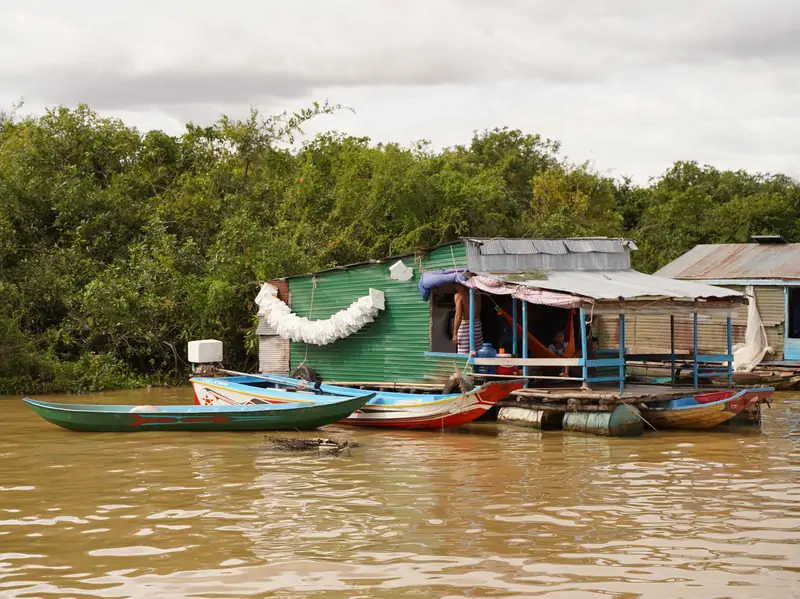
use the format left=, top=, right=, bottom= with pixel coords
left=255, top=283, right=386, bottom=346
left=495, top=306, right=578, bottom=359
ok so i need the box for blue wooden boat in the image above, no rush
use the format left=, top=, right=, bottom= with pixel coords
left=191, top=374, right=525, bottom=429
left=23, top=393, right=373, bottom=432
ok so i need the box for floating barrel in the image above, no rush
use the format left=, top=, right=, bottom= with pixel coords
left=562, top=404, right=643, bottom=437
left=498, top=406, right=563, bottom=430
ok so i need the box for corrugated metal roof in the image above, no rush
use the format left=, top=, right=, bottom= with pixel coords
left=464, top=238, right=635, bottom=272
left=489, top=270, right=743, bottom=301
left=503, top=239, right=538, bottom=254
left=563, top=239, right=626, bottom=254
left=531, top=239, right=567, bottom=255
left=655, top=243, right=800, bottom=280
left=466, top=237, right=633, bottom=256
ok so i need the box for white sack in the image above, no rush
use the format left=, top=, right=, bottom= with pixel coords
left=254, top=283, right=386, bottom=346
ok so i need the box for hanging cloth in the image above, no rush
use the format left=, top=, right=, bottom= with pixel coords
left=495, top=306, right=578, bottom=359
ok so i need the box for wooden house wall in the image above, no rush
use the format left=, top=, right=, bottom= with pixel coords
left=258, top=280, right=291, bottom=375
left=594, top=285, right=787, bottom=360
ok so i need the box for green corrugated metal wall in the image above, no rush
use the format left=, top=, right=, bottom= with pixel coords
left=288, top=243, right=468, bottom=383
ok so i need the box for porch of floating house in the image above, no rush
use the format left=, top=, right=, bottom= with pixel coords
left=450, top=271, right=746, bottom=393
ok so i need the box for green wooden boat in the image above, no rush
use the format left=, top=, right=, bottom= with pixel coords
left=23, top=394, right=373, bottom=432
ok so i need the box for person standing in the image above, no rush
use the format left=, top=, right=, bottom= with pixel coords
left=453, top=286, right=483, bottom=354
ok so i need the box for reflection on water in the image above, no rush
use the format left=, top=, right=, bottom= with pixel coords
left=0, top=388, right=798, bottom=598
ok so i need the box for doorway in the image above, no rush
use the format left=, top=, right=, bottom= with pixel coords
left=786, top=287, right=800, bottom=361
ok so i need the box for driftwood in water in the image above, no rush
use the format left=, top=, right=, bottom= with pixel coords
left=263, top=436, right=361, bottom=454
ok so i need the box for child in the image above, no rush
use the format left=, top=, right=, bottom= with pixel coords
left=548, top=332, right=570, bottom=377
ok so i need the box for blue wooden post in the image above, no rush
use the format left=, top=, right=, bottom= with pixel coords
left=727, top=315, right=733, bottom=387
left=693, top=312, right=699, bottom=389
left=618, top=313, right=626, bottom=394
left=512, top=298, right=518, bottom=356
left=469, top=288, right=476, bottom=353
left=580, top=308, right=589, bottom=387
left=522, top=300, right=529, bottom=381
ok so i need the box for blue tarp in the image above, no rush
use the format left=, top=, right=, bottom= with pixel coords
left=418, top=269, right=468, bottom=301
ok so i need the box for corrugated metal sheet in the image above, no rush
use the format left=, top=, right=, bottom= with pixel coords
left=473, top=252, right=631, bottom=272
left=259, top=336, right=290, bottom=375
left=465, top=238, right=633, bottom=272
left=468, top=238, right=632, bottom=255
left=287, top=244, right=469, bottom=383
left=256, top=316, right=276, bottom=335
left=473, top=239, right=507, bottom=255
left=563, top=239, right=626, bottom=254
left=655, top=243, right=800, bottom=280
left=499, top=270, right=742, bottom=301
left=531, top=239, right=567, bottom=254
left=257, top=280, right=290, bottom=374
left=503, top=239, right=538, bottom=254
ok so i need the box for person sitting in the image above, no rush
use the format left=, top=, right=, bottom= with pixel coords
left=548, top=331, right=570, bottom=377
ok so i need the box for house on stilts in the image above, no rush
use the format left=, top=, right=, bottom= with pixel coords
left=594, top=236, right=800, bottom=389
left=256, top=237, right=749, bottom=398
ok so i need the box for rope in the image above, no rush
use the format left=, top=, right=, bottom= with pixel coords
left=300, top=276, right=318, bottom=367
left=414, top=254, right=424, bottom=273
left=622, top=402, right=659, bottom=432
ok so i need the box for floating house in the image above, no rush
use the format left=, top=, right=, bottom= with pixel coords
left=256, top=238, right=746, bottom=392
left=649, top=237, right=800, bottom=364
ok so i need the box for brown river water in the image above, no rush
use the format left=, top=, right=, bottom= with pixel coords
left=0, top=388, right=798, bottom=599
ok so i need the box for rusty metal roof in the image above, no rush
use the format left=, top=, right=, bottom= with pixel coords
left=655, top=244, right=800, bottom=281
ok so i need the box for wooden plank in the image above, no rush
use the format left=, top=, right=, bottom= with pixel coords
left=480, top=373, right=584, bottom=381
left=329, top=381, right=443, bottom=391
left=471, top=357, right=583, bottom=366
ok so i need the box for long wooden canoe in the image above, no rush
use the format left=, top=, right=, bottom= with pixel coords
left=23, top=394, right=373, bottom=432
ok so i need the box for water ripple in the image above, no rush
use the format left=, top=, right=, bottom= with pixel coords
left=0, top=388, right=797, bottom=597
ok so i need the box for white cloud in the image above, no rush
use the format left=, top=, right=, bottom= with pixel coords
left=2, top=0, right=799, bottom=181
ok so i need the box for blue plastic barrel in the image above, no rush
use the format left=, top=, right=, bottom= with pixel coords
left=475, top=343, right=498, bottom=375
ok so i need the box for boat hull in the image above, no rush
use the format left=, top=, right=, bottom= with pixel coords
left=191, top=375, right=525, bottom=429
left=643, top=387, right=772, bottom=430
left=23, top=395, right=371, bottom=433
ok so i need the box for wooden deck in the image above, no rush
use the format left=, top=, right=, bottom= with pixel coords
left=502, top=383, right=722, bottom=412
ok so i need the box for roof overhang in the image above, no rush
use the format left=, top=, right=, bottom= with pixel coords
left=464, top=270, right=746, bottom=316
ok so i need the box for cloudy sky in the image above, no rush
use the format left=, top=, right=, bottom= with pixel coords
left=2, top=0, right=799, bottom=182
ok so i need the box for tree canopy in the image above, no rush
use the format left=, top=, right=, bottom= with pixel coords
left=1, top=103, right=798, bottom=393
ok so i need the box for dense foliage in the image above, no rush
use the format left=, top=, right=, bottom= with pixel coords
left=1, top=103, right=798, bottom=394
